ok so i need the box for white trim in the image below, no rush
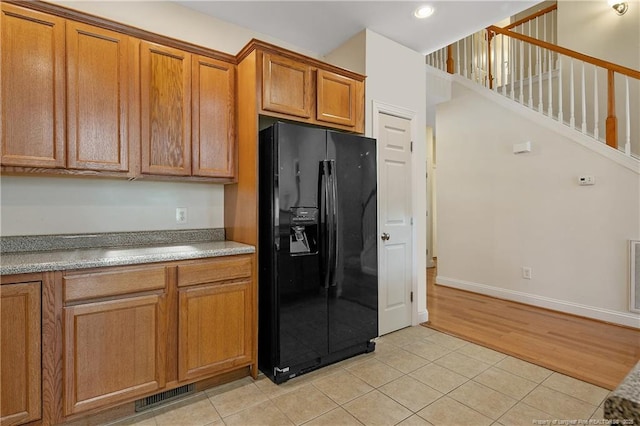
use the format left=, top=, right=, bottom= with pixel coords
left=437, top=275, right=640, bottom=329
left=372, top=100, right=428, bottom=328
left=631, top=240, right=640, bottom=313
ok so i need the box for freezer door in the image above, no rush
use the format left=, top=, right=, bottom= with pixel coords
left=274, top=122, right=329, bottom=368
left=326, top=131, right=379, bottom=353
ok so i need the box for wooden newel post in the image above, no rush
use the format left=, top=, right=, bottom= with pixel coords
left=446, top=45, right=454, bottom=74
left=606, top=69, right=618, bottom=149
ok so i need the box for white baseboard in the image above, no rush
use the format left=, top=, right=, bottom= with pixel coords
left=415, top=309, right=428, bottom=325
left=436, top=275, right=640, bottom=329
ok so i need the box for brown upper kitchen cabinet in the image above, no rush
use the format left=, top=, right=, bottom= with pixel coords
left=262, top=52, right=313, bottom=119
left=140, top=41, right=192, bottom=177
left=248, top=41, right=365, bottom=133
left=1, top=280, right=42, bottom=426
left=192, top=55, right=236, bottom=178
left=1, top=3, right=66, bottom=169
left=66, top=21, right=130, bottom=172
left=316, top=69, right=360, bottom=128
left=140, top=43, right=238, bottom=180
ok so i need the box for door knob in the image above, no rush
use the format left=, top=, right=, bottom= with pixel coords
left=381, top=233, right=390, bottom=241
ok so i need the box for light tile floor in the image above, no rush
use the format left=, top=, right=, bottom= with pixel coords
left=110, top=326, right=611, bottom=426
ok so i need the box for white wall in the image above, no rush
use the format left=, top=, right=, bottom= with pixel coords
left=1, top=1, right=317, bottom=236
left=0, top=177, right=223, bottom=236
left=364, top=30, right=429, bottom=325
left=436, top=82, right=640, bottom=327
left=557, top=0, right=640, bottom=70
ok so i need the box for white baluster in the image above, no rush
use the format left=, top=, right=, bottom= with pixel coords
left=501, top=35, right=506, bottom=95
left=548, top=50, right=553, bottom=117
left=570, top=59, right=575, bottom=129
left=625, top=76, right=631, bottom=156
left=464, top=37, right=468, bottom=78
left=519, top=39, right=524, bottom=103
left=510, top=39, right=515, bottom=100
left=492, top=34, right=497, bottom=92
left=538, top=47, right=543, bottom=112
left=581, top=62, right=587, bottom=134
left=528, top=22, right=533, bottom=108
left=558, top=56, right=564, bottom=123
left=594, top=66, right=599, bottom=140
left=456, top=40, right=461, bottom=75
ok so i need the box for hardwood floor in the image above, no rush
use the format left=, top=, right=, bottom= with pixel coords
left=423, top=266, right=640, bottom=390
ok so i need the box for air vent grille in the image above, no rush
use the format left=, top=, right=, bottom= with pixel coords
left=134, top=384, right=195, bottom=412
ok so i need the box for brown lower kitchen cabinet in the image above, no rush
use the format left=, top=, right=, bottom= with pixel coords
left=51, top=254, right=255, bottom=422
left=177, top=256, right=254, bottom=381
left=62, top=265, right=168, bottom=416
left=0, top=280, right=42, bottom=426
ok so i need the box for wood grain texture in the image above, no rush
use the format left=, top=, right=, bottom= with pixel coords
left=66, top=21, right=129, bottom=172
left=41, top=271, right=62, bottom=426
left=0, top=281, right=42, bottom=426
left=425, top=265, right=640, bottom=390
left=316, top=69, right=357, bottom=127
left=1, top=3, right=66, bottom=168
left=177, top=256, right=252, bottom=288
left=63, top=294, right=167, bottom=415
left=192, top=55, right=236, bottom=179
left=225, top=51, right=259, bottom=246
left=178, top=280, right=252, bottom=381
left=63, top=265, right=166, bottom=302
left=140, top=41, right=191, bottom=176
left=262, top=52, right=312, bottom=119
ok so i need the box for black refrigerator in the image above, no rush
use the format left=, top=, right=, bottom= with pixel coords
left=258, top=121, right=378, bottom=384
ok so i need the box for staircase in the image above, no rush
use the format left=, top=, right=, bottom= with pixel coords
left=425, top=3, right=640, bottom=161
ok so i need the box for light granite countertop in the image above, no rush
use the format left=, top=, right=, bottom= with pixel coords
left=1, top=229, right=255, bottom=276
left=0, top=241, right=254, bottom=275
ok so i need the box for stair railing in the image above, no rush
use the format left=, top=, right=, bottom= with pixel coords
left=426, top=7, right=639, bottom=159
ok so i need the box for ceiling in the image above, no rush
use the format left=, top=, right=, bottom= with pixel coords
left=179, top=1, right=541, bottom=56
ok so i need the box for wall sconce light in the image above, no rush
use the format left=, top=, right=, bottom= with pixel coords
left=608, top=0, right=629, bottom=15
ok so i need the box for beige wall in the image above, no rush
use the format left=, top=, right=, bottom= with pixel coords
left=436, top=81, right=640, bottom=327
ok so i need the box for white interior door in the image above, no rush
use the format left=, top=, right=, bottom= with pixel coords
left=377, top=112, right=413, bottom=335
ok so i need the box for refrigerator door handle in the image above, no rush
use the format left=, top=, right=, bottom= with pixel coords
left=328, top=160, right=339, bottom=287
left=319, top=160, right=331, bottom=289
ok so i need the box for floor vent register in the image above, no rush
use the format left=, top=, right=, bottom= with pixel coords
left=134, top=384, right=195, bottom=412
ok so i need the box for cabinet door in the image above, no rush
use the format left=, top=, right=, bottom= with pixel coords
left=1, top=4, right=65, bottom=168
left=192, top=55, right=235, bottom=178
left=66, top=22, right=129, bottom=172
left=140, top=41, right=191, bottom=176
left=1, top=282, right=41, bottom=426
left=262, top=53, right=312, bottom=119
left=63, top=294, right=167, bottom=415
left=316, top=69, right=358, bottom=128
left=178, top=280, right=252, bottom=381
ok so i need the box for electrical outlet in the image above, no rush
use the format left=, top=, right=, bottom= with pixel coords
left=522, top=267, right=532, bottom=280
left=176, top=207, right=187, bottom=224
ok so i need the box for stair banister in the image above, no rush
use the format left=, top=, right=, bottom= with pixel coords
left=488, top=24, right=640, bottom=149
left=440, top=23, right=639, bottom=152
left=504, top=4, right=558, bottom=31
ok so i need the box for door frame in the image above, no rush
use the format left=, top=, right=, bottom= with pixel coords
left=372, top=100, right=421, bottom=328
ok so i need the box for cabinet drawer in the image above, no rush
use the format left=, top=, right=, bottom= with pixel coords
left=64, top=266, right=166, bottom=302
left=177, top=255, right=251, bottom=287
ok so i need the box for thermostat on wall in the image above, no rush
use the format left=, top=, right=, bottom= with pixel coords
left=578, top=175, right=596, bottom=186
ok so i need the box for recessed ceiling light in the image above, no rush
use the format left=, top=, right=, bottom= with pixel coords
left=414, top=5, right=435, bottom=19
